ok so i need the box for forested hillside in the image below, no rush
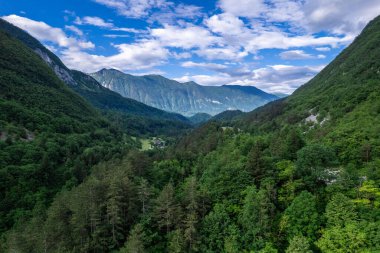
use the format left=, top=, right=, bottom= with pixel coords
left=0, top=30, right=134, bottom=237
left=1, top=10, right=380, bottom=253
left=0, top=19, right=192, bottom=137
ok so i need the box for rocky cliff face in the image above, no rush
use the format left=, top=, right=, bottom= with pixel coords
left=91, top=69, right=278, bottom=116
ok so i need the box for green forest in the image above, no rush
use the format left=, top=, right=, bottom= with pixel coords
left=0, top=12, right=380, bottom=253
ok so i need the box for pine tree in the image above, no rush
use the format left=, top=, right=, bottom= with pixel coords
left=106, top=176, right=125, bottom=248
left=137, top=178, right=152, bottom=215
left=183, top=176, right=199, bottom=251
left=120, top=224, right=145, bottom=253
left=154, top=183, right=180, bottom=234
left=168, top=229, right=185, bottom=253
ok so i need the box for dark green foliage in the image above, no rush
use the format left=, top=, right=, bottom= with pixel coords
left=211, top=109, right=245, bottom=122
left=0, top=18, right=192, bottom=138
left=280, top=191, right=319, bottom=242
left=2, top=13, right=380, bottom=253
left=188, top=113, right=212, bottom=125
left=0, top=31, right=131, bottom=235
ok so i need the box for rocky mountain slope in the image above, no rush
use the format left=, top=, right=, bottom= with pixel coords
left=0, top=19, right=191, bottom=136
left=91, top=69, right=278, bottom=116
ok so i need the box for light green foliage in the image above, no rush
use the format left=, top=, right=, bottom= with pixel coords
left=325, top=193, right=357, bottom=227
left=355, top=180, right=380, bottom=207
left=258, top=243, right=278, bottom=253
left=316, top=223, right=366, bottom=253
left=200, top=203, right=233, bottom=252
left=239, top=185, right=275, bottom=251
left=168, top=229, right=185, bottom=253
left=285, top=235, right=312, bottom=253
left=120, top=224, right=145, bottom=253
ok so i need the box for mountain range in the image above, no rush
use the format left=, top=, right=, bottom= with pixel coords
left=91, top=69, right=278, bottom=116
left=0, top=19, right=192, bottom=136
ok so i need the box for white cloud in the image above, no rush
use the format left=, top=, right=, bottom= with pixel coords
left=219, top=0, right=266, bottom=18
left=218, top=0, right=380, bottom=36
left=280, top=50, right=325, bottom=60
left=74, top=15, right=146, bottom=34
left=300, top=0, right=380, bottom=35
left=2, top=15, right=94, bottom=49
left=148, top=3, right=204, bottom=24
left=182, top=61, right=252, bottom=77
left=111, top=27, right=145, bottom=33
left=174, top=73, right=236, bottom=86
left=245, top=31, right=354, bottom=53
left=92, top=0, right=203, bottom=24
left=65, top=25, right=83, bottom=36
left=92, top=0, right=170, bottom=18
left=182, top=61, right=228, bottom=71
left=204, top=11, right=353, bottom=56
left=206, top=13, right=245, bottom=35
left=171, top=52, right=192, bottom=59
left=195, top=47, right=248, bottom=61
left=151, top=25, right=221, bottom=49
left=175, top=64, right=325, bottom=94
left=74, top=16, right=114, bottom=28
left=103, top=34, right=130, bottom=38
left=315, top=47, right=331, bottom=52
left=2, top=14, right=168, bottom=73
left=61, top=40, right=169, bottom=72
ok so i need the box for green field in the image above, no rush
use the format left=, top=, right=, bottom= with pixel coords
left=140, top=138, right=152, bottom=151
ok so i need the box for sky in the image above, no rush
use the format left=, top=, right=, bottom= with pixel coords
left=1, top=0, right=380, bottom=94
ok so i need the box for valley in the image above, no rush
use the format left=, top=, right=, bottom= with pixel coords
left=0, top=3, right=380, bottom=253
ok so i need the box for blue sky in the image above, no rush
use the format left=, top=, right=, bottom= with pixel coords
left=1, top=0, right=380, bottom=94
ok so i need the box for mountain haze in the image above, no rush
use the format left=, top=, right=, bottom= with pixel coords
left=91, top=69, right=278, bottom=116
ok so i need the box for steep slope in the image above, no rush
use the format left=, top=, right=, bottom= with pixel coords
left=70, top=70, right=189, bottom=122
left=0, top=30, right=131, bottom=233
left=91, top=69, right=278, bottom=116
left=241, top=15, right=380, bottom=163
left=0, top=19, right=191, bottom=136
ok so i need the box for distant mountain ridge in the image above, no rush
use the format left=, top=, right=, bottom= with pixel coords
left=91, top=69, right=278, bottom=116
left=0, top=18, right=192, bottom=136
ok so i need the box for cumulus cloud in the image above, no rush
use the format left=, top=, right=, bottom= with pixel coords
left=151, top=25, right=221, bottom=49
left=218, top=0, right=380, bottom=36
left=219, top=0, right=266, bottom=18
left=61, top=40, right=169, bottom=72
left=175, top=64, right=324, bottom=94
left=3, top=14, right=168, bottom=73
left=300, top=0, right=380, bottom=35
left=2, top=15, right=94, bottom=49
